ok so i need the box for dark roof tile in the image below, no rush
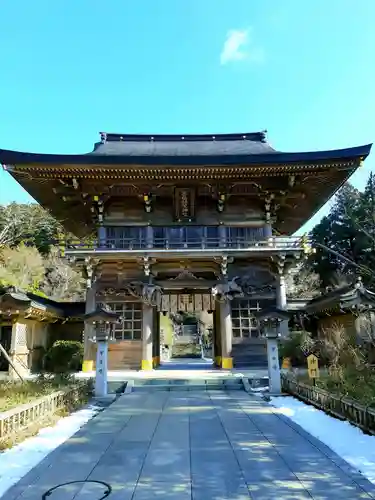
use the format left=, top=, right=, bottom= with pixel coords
left=92, top=132, right=276, bottom=157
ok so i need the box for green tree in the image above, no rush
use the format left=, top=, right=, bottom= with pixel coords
left=0, top=203, right=62, bottom=253
left=0, top=244, right=45, bottom=291
left=309, top=176, right=375, bottom=287
left=286, top=266, right=320, bottom=298
left=42, top=247, right=85, bottom=301
left=310, top=183, right=363, bottom=286
left=0, top=203, right=85, bottom=300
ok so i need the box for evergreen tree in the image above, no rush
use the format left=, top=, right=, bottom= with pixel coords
left=310, top=183, right=360, bottom=286
left=309, top=176, right=375, bottom=287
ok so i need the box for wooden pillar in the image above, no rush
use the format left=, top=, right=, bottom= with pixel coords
left=264, top=223, right=272, bottom=238
left=213, top=307, right=222, bottom=367
left=146, top=226, right=154, bottom=249
left=152, top=309, right=160, bottom=367
left=156, top=311, right=160, bottom=365
left=82, top=286, right=96, bottom=372
left=276, top=273, right=288, bottom=336
left=142, top=303, right=153, bottom=370
left=220, top=300, right=233, bottom=369
left=219, top=226, right=226, bottom=247
left=98, top=226, right=107, bottom=248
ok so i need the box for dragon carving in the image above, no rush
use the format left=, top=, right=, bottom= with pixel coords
left=126, top=281, right=163, bottom=308
left=211, top=277, right=243, bottom=301
left=211, top=276, right=274, bottom=301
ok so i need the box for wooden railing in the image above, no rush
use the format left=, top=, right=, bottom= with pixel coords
left=281, top=375, right=375, bottom=435
left=0, top=383, right=90, bottom=439
left=59, top=236, right=308, bottom=253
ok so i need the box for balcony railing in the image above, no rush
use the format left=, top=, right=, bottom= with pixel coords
left=59, top=236, right=310, bottom=253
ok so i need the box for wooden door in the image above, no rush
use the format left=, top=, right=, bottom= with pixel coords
left=0, top=326, right=12, bottom=371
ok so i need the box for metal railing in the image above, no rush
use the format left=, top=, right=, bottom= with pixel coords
left=60, top=236, right=309, bottom=252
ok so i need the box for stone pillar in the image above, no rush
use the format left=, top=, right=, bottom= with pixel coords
left=142, top=303, right=153, bottom=370
left=95, top=340, right=108, bottom=397
left=98, top=226, right=106, bottom=248
left=220, top=300, right=233, bottom=369
left=82, top=287, right=96, bottom=372
left=266, top=336, right=281, bottom=394
left=276, top=274, right=288, bottom=336
left=8, top=319, right=31, bottom=379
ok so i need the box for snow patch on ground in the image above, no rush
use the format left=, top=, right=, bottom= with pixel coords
left=271, top=396, right=375, bottom=485
left=0, top=403, right=100, bottom=498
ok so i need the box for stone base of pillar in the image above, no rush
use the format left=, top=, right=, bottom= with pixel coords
left=8, top=352, right=30, bottom=380
left=82, top=360, right=94, bottom=372
left=141, top=359, right=153, bottom=370
left=221, top=357, right=233, bottom=370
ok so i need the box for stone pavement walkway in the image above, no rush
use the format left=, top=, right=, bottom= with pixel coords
left=3, top=391, right=375, bottom=499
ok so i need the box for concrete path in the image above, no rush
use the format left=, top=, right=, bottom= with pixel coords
left=3, top=391, right=375, bottom=499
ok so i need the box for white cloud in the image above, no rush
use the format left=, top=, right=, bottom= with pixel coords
left=220, top=28, right=264, bottom=65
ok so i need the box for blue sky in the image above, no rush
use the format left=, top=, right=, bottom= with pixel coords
left=0, top=0, right=374, bottom=234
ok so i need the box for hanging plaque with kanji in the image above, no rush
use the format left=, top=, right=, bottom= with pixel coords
left=174, top=188, right=195, bottom=221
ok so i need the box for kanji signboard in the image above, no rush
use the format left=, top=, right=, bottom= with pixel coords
left=307, top=354, right=320, bottom=379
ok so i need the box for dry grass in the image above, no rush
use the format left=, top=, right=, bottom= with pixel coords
left=0, top=376, right=78, bottom=412
left=285, top=323, right=375, bottom=407
left=298, top=369, right=375, bottom=406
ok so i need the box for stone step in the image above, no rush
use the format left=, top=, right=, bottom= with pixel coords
left=232, top=352, right=267, bottom=358
left=132, top=378, right=243, bottom=386
left=130, top=377, right=244, bottom=392
left=232, top=347, right=267, bottom=353
left=133, top=384, right=243, bottom=392
left=107, top=381, right=127, bottom=394
left=234, top=363, right=268, bottom=369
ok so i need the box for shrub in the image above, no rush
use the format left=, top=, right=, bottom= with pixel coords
left=279, top=330, right=315, bottom=366
left=31, top=345, right=46, bottom=372
left=44, top=340, right=83, bottom=373
left=279, top=330, right=333, bottom=367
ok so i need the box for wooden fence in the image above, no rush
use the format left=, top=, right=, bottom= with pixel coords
left=281, top=375, right=375, bottom=435
left=0, top=383, right=90, bottom=439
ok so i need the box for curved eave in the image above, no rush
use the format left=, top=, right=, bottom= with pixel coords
left=0, top=144, right=372, bottom=167
left=0, top=293, right=31, bottom=308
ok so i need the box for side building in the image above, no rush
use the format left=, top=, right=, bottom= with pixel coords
left=0, top=132, right=371, bottom=370
left=0, top=288, right=84, bottom=378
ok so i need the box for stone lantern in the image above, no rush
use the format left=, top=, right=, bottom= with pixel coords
left=84, top=306, right=119, bottom=397
left=255, top=306, right=292, bottom=395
